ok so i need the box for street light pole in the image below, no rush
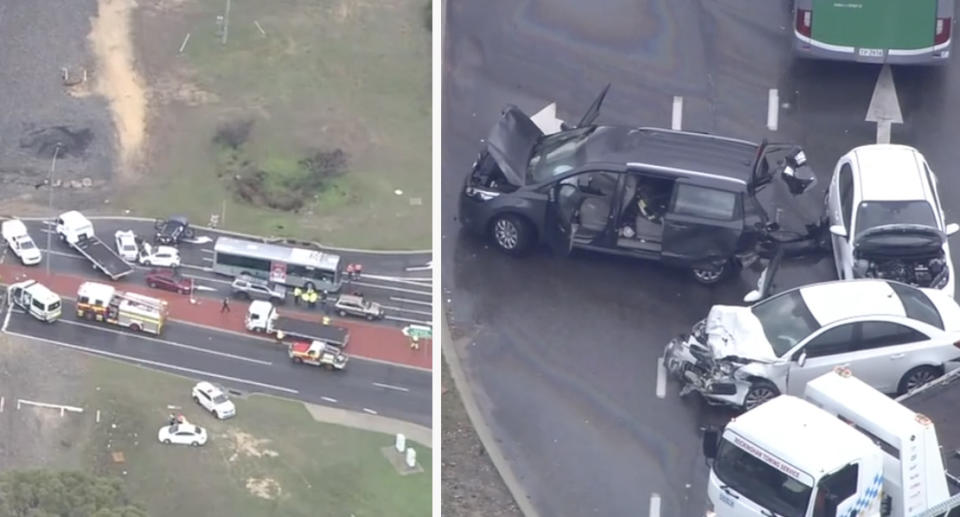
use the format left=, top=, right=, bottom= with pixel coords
left=45, top=143, right=62, bottom=277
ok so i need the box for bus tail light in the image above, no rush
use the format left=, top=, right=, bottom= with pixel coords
left=796, top=9, right=812, bottom=37
left=935, top=17, right=951, bottom=45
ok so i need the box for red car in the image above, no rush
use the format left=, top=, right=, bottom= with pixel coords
left=145, top=269, right=193, bottom=294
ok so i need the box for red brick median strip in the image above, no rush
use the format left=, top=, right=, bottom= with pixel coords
left=0, top=264, right=431, bottom=370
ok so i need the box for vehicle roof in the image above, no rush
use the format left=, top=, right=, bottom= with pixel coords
left=1, top=219, right=28, bottom=236
left=78, top=281, right=116, bottom=302
left=59, top=210, right=91, bottom=227
left=580, top=126, right=758, bottom=186
left=24, top=282, right=60, bottom=304
left=115, top=230, right=135, bottom=239
left=154, top=245, right=179, bottom=254
left=849, top=145, right=931, bottom=202
left=798, top=279, right=906, bottom=325
left=215, top=236, right=341, bottom=270
left=195, top=381, right=224, bottom=396
left=338, top=294, right=365, bottom=303
left=726, top=395, right=878, bottom=480
left=248, top=299, right=274, bottom=314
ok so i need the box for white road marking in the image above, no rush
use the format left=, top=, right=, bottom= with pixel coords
left=865, top=64, right=902, bottom=145
left=404, top=264, right=432, bottom=272
left=671, top=96, right=683, bottom=131
left=649, top=493, right=661, bottom=517
left=2, top=330, right=299, bottom=394
left=381, top=305, right=433, bottom=316
left=16, top=312, right=273, bottom=365
left=656, top=357, right=667, bottom=399
left=361, top=274, right=432, bottom=287
left=767, top=88, right=779, bottom=131
left=321, top=396, right=338, bottom=403
left=362, top=407, right=378, bottom=415
left=201, top=257, right=213, bottom=262
left=351, top=280, right=430, bottom=297
left=385, top=315, right=431, bottom=325
left=390, top=297, right=433, bottom=307
left=201, top=249, right=215, bottom=255
left=96, top=409, right=100, bottom=423
left=373, top=382, right=409, bottom=393
left=1, top=397, right=4, bottom=413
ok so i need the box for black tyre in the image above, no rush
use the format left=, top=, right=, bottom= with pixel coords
left=191, top=441, right=200, bottom=447
left=163, top=439, right=171, bottom=444
left=147, top=281, right=156, bottom=288
left=742, top=380, right=779, bottom=411
left=305, top=282, right=316, bottom=291
left=489, top=214, right=532, bottom=255
left=898, top=365, right=942, bottom=395
left=293, top=357, right=302, bottom=364
left=691, top=261, right=731, bottom=286
left=365, top=314, right=374, bottom=321
left=338, top=310, right=347, bottom=317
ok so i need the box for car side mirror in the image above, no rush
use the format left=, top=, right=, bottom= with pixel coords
left=701, top=426, right=720, bottom=460
left=796, top=351, right=807, bottom=367
left=829, top=225, right=847, bottom=238
left=743, top=290, right=762, bottom=304
left=947, top=223, right=960, bottom=236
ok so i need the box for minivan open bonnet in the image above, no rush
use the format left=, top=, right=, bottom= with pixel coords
left=484, top=105, right=544, bottom=187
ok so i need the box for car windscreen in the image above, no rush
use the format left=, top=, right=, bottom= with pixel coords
left=855, top=201, right=937, bottom=237
left=750, top=290, right=821, bottom=357
left=889, top=281, right=945, bottom=330
left=526, top=127, right=596, bottom=184
left=713, top=437, right=811, bottom=517
left=213, top=394, right=229, bottom=404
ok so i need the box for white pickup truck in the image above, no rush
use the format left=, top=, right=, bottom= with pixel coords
left=1, top=219, right=42, bottom=265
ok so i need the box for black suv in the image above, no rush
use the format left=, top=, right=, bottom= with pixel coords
left=155, top=216, right=195, bottom=245
left=458, top=85, right=818, bottom=284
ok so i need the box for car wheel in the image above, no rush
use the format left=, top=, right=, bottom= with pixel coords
left=293, top=357, right=303, bottom=364
left=691, top=261, right=730, bottom=285
left=490, top=214, right=532, bottom=255
left=148, top=281, right=156, bottom=288
left=898, top=365, right=942, bottom=395
left=163, top=439, right=171, bottom=444
left=743, top=380, right=780, bottom=411
left=365, top=314, right=374, bottom=321
left=338, top=310, right=347, bottom=317
left=191, top=441, right=200, bottom=447
left=305, top=282, right=316, bottom=291
left=129, top=323, right=142, bottom=332
left=214, top=410, right=221, bottom=419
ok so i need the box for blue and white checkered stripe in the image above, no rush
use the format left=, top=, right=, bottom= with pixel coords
left=846, top=472, right=884, bottom=516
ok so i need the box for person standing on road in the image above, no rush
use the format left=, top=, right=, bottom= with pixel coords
left=293, top=286, right=302, bottom=306
left=409, top=335, right=420, bottom=350
left=300, top=289, right=311, bottom=307
left=221, top=297, right=230, bottom=313
left=345, top=263, right=355, bottom=281
left=354, top=263, right=363, bottom=280
left=308, top=290, right=317, bottom=309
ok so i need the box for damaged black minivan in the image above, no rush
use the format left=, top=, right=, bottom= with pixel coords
left=457, top=85, right=818, bottom=284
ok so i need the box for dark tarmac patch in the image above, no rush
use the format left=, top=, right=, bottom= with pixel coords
left=19, top=126, right=94, bottom=159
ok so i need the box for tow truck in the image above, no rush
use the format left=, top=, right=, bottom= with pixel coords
left=245, top=300, right=349, bottom=348
left=7, top=280, right=61, bottom=322
left=288, top=340, right=348, bottom=370
left=701, top=366, right=960, bottom=517
left=55, top=211, right=133, bottom=280
left=76, top=281, right=169, bottom=335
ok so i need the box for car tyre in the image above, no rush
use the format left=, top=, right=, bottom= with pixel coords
left=305, top=282, right=316, bottom=291
left=293, top=357, right=303, bottom=364
left=191, top=441, right=200, bottom=447
left=148, top=281, right=157, bottom=288
left=163, top=439, right=171, bottom=444
left=490, top=214, right=532, bottom=255
left=365, top=314, right=374, bottom=321
left=690, top=261, right=731, bottom=286
left=898, top=365, right=942, bottom=395
left=129, top=323, right=142, bottom=332
left=338, top=310, right=347, bottom=317
left=742, top=380, right=779, bottom=411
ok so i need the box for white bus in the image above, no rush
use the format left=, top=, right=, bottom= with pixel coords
left=212, top=237, right=343, bottom=292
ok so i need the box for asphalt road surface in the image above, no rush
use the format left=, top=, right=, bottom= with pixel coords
left=4, top=299, right=431, bottom=427
left=442, top=1, right=960, bottom=516
left=3, top=217, right=432, bottom=328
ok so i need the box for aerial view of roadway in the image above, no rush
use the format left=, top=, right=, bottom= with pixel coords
left=442, top=1, right=960, bottom=516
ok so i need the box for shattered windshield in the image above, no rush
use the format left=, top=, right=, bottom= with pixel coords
left=526, top=127, right=596, bottom=184
left=750, top=290, right=821, bottom=356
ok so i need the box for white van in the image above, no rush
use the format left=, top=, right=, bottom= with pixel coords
left=8, top=280, right=61, bottom=322
left=55, top=210, right=95, bottom=245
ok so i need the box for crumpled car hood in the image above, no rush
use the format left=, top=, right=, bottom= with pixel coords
left=703, top=305, right=778, bottom=362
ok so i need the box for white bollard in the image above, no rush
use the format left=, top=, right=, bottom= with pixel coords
left=405, top=447, right=416, bottom=469
left=395, top=433, right=406, bottom=453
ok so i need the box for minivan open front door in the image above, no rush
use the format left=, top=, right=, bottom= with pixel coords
left=544, top=181, right=578, bottom=256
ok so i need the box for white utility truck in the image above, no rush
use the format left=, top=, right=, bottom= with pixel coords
left=76, top=282, right=168, bottom=335
left=1, top=219, right=42, bottom=265
left=701, top=367, right=960, bottom=517
left=7, top=280, right=61, bottom=322
left=244, top=300, right=349, bottom=348
left=55, top=211, right=133, bottom=280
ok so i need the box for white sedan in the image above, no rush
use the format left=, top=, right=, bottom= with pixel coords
left=826, top=144, right=959, bottom=297
left=1, top=219, right=42, bottom=266
left=192, top=381, right=236, bottom=419
left=114, top=230, right=139, bottom=262
left=138, top=242, right=181, bottom=268
left=158, top=422, right=208, bottom=447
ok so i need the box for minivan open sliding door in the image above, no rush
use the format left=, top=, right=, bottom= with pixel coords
left=661, top=180, right=743, bottom=268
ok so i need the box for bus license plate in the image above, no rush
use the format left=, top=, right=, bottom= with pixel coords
left=858, top=48, right=883, bottom=57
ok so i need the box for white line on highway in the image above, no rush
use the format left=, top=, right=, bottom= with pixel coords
left=390, top=297, right=432, bottom=307
left=381, top=305, right=432, bottom=316
left=201, top=249, right=214, bottom=255
left=2, top=330, right=299, bottom=394
left=25, top=313, right=274, bottom=365
left=656, top=357, right=667, bottom=399
left=352, top=281, right=429, bottom=297
left=201, top=257, right=213, bottom=262
left=671, top=96, right=683, bottom=131
left=767, top=88, right=779, bottom=131
left=361, top=274, right=432, bottom=287
left=321, top=396, right=338, bottom=403
left=2, top=303, right=11, bottom=333
left=385, top=315, right=431, bottom=325
left=649, top=493, right=661, bottom=517
left=373, top=382, right=409, bottom=393
left=362, top=408, right=378, bottom=415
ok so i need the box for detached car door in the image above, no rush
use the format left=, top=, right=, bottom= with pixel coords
left=661, top=181, right=742, bottom=266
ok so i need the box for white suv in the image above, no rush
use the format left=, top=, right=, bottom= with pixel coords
left=191, top=381, right=236, bottom=419
left=138, top=242, right=181, bottom=268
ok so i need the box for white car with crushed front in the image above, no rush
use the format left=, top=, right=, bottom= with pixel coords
left=663, top=279, right=960, bottom=411
left=157, top=422, right=208, bottom=447
left=826, top=144, right=958, bottom=297
left=192, top=381, right=236, bottom=419
left=138, top=242, right=181, bottom=268
left=2, top=219, right=42, bottom=265
left=114, top=230, right=139, bottom=262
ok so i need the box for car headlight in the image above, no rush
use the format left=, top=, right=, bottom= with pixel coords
left=464, top=187, right=500, bottom=201
left=717, top=361, right=737, bottom=377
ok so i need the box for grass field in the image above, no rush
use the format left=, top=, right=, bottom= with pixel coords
left=77, top=357, right=432, bottom=517
left=121, top=0, right=431, bottom=250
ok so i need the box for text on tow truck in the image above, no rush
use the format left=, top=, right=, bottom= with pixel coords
left=76, top=282, right=169, bottom=335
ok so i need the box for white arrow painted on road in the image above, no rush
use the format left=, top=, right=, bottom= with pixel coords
left=529, top=102, right=566, bottom=135
left=865, top=64, right=903, bottom=145
left=404, top=260, right=432, bottom=272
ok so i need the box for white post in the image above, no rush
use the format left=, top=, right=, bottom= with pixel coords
left=405, top=447, right=416, bottom=468
left=395, top=433, right=406, bottom=453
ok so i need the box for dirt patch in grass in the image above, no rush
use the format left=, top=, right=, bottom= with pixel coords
left=246, top=476, right=283, bottom=500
